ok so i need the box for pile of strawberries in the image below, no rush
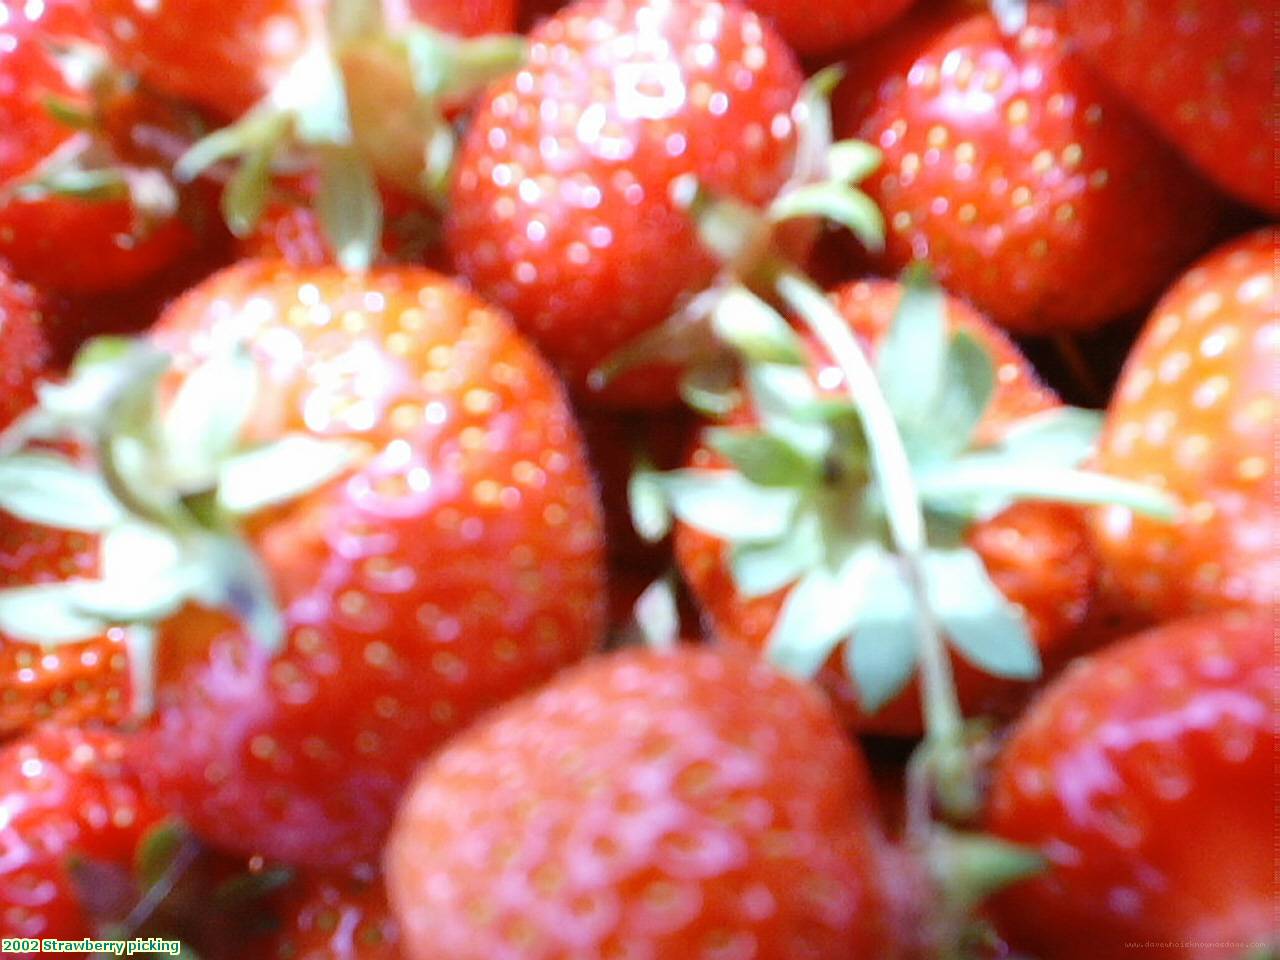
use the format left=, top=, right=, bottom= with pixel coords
left=0, top=0, right=1273, bottom=957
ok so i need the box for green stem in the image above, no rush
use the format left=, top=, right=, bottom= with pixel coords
left=768, top=262, right=977, bottom=818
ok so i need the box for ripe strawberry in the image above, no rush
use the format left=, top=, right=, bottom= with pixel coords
left=0, top=726, right=169, bottom=946
left=832, top=2, right=1224, bottom=335
left=986, top=612, right=1275, bottom=960
left=0, top=0, right=205, bottom=294
left=1063, top=0, right=1274, bottom=214
left=385, top=645, right=915, bottom=960
left=95, top=0, right=515, bottom=123
left=257, top=867, right=400, bottom=959
left=746, top=0, right=915, bottom=58
left=446, top=0, right=806, bottom=407
left=1091, top=228, right=1278, bottom=621
left=0, top=268, right=49, bottom=431
left=0, top=261, right=606, bottom=869
left=673, top=278, right=1096, bottom=737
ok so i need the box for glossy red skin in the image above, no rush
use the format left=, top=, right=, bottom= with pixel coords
left=0, top=0, right=199, bottom=294
left=0, top=268, right=49, bottom=430
left=1091, top=228, right=1279, bottom=622
left=987, top=612, right=1276, bottom=960
left=95, top=0, right=515, bottom=121
left=447, top=0, right=806, bottom=408
left=675, top=280, right=1096, bottom=737
left=132, top=261, right=606, bottom=869
left=1063, top=0, right=1274, bottom=213
left=833, top=2, right=1224, bottom=335
left=746, top=0, right=915, bottom=57
left=0, top=726, right=169, bottom=950
left=256, top=869, right=400, bottom=959
left=386, top=646, right=913, bottom=960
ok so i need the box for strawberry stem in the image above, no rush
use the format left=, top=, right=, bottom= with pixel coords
left=767, top=262, right=978, bottom=818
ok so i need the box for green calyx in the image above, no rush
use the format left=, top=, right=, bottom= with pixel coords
left=0, top=337, right=359, bottom=718
left=644, top=268, right=1178, bottom=732
left=176, top=0, right=525, bottom=271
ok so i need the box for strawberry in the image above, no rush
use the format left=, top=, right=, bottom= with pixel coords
left=0, top=268, right=50, bottom=431
left=385, top=645, right=916, bottom=960
left=0, top=261, right=607, bottom=868
left=669, top=277, right=1099, bottom=737
left=1063, top=0, right=1275, bottom=214
left=986, top=611, right=1276, bottom=960
left=1091, top=228, right=1278, bottom=621
left=94, top=0, right=515, bottom=123
left=746, top=0, right=915, bottom=58
left=0, top=725, right=170, bottom=947
left=832, top=2, right=1224, bottom=335
left=0, top=0, right=206, bottom=294
left=257, top=867, right=400, bottom=959
left=446, top=0, right=807, bottom=407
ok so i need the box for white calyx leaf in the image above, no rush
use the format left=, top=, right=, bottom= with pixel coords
left=0, top=581, right=112, bottom=644
left=218, top=434, right=361, bottom=516
left=162, top=342, right=260, bottom=492
left=660, top=470, right=801, bottom=543
left=0, top=453, right=125, bottom=532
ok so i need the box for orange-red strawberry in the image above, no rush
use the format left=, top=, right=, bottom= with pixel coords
left=385, top=645, right=916, bottom=960
left=1063, top=0, right=1275, bottom=214
left=95, top=0, right=516, bottom=122
left=0, top=726, right=169, bottom=947
left=673, top=278, right=1096, bottom=736
left=0, top=0, right=203, bottom=294
left=832, top=2, right=1224, bottom=335
left=1091, top=228, right=1278, bottom=621
left=986, top=612, right=1276, bottom=960
left=0, top=261, right=607, bottom=869
left=447, top=0, right=806, bottom=407
left=0, top=268, right=49, bottom=431
left=746, top=0, right=915, bottom=58
left=256, top=867, right=400, bottom=959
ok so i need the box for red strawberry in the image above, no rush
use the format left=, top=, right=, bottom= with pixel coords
left=446, top=0, right=807, bottom=407
left=95, top=0, right=515, bottom=123
left=1090, top=228, right=1278, bottom=621
left=1063, top=0, right=1275, bottom=214
left=746, top=0, right=915, bottom=58
left=0, top=726, right=169, bottom=947
left=0, top=0, right=205, bottom=294
left=0, top=261, right=606, bottom=869
left=673, top=278, right=1096, bottom=737
left=0, top=268, right=49, bottom=431
left=256, top=867, right=400, bottom=959
left=385, top=645, right=917, bottom=960
left=986, top=612, right=1275, bottom=960
left=832, top=2, right=1224, bottom=335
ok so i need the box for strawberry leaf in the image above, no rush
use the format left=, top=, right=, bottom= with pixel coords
left=729, top=510, right=824, bottom=597
left=846, top=554, right=920, bottom=713
left=769, top=182, right=884, bottom=253
left=875, top=268, right=948, bottom=430
left=628, top=575, right=680, bottom=650
left=679, top=359, right=741, bottom=417
left=316, top=146, right=383, bottom=272
left=218, top=435, right=359, bottom=516
left=660, top=470, right=800, bottom=542
left=711, top=287, right=806, bottom=365
left=162, top=343, right=259, bottom=493
left=705, top=428, right=818, bottom=488
left=905, top=330, right=995, bottom=464
left=0, top=581, right=111, bottom=643
left=0, top=453, right=124, bottom=531
left=923, top=549, right=1040, bottom=680
left=628, top=460, right=672, bottom=543
left=827, top=140, right=882, bottom=185
left=989, top=407, right=1103, bottom=465
left=134, top=820, right=191, bottom=890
